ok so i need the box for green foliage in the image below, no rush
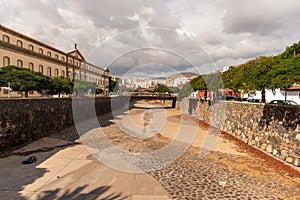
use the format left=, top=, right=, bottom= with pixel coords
left=268, top=58, right=300, bottom=90
left=203, top=72, right=224, bottom=92
left=168, top=86, right=180, bottom=93
left=177, top=83, right=193, bottom=100
left=109, top=79, right=119, bottom=92
left=153, top=84, right=173, bottom=93
left=47, top=76, right=74, bottom=96
left=279, top=41, right=300, bottom=59
left=0, top=66, right=74, bottom=97
left=73, top=80, right=96, bottom=95
left=96, top=88, right=104, bottom=95
left=0, top=66, right=50, bottom=96
left=189, top=75, right=207, bottom=91
left=222, top=66, right=244, bottom=93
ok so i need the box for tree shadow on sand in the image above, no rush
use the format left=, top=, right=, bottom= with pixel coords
left=37, top=184, right=128, bottom=200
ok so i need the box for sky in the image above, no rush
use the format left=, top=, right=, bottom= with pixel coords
left=1, top=0, right=300, bottom=77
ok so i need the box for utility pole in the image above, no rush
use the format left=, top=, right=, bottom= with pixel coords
left=8, top=82, right=10, bottom=98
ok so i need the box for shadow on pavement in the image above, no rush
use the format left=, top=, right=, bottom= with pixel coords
left=36, top=184, right=128, bottom=200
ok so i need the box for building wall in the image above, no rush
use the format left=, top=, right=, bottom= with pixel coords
left=0, top=24, right=109, bottom=93
left=180, top=98, right=300, bottom=168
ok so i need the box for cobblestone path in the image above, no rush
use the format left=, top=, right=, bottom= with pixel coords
left=148, top=151, right=300, bottom=199
left=53, top=108, right=300, bottom=200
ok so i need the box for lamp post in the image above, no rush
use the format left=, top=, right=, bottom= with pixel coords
left=8, top=82, right=10, bottom=98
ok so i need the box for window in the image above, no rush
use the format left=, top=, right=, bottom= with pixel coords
left=69, top=59, right=73, bottom=64
left=39, top=65, right=44, bottom=74
left=29, top=62, right=34, bottom=71
left=55, top=54, right=59, bottom=59
left=39, top=48, right=43, bottom=54
left=55, top=69, right=59, bottom=77
left=74, top=73, right=78, bottom=80
left=47, top=51, right=51, bottom=57
left=47, top=67, right=52, bottom=76
left=17, top=40, right=23, bottom=47
left=61, top=70, right=65, bottom=77
left=3, top=35, right=9, bottom=43
left=17, top=59, right=23, bottom=68
left=3, top=56, right=10, bottom=66
left=61, top=57, right=65, bottom=62
left=28, top=44, right=34, bottom=51
left=76, top=61, right=79, bottom=66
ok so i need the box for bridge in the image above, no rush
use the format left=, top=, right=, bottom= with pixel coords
left=119, top=92, right=177, bottom=108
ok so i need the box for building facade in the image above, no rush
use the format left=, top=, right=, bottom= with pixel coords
left=0, top=24, right=109, bottom=96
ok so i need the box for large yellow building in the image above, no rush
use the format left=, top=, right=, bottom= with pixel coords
left=0, top=24, right=109, bottom=96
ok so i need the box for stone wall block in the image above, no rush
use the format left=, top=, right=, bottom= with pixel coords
left=180, top=99, right=300, bottom=168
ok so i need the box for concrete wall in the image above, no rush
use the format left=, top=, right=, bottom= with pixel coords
left=180, top=98, right=300, bottom=167
left=0, top=97, right=128, bottom=152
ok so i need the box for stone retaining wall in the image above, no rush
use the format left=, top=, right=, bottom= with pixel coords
left=180, top=98, right=300, bottom=167
left=0, top=97, right=129, bottom=152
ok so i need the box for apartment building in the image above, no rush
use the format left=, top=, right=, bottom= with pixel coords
left=0, top=24, right=109, bottom=96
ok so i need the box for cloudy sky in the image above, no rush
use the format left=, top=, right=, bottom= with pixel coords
left=1, top=0, right=300, bottom=77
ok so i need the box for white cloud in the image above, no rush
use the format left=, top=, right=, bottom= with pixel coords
left=0, top=0, right=300, bottom=77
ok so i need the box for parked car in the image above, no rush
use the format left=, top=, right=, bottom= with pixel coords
left=225, top=96, right=235, bottom=101
left=248, top=99, right=262, bottom=103
left=269, top=100, right=299, bottom=106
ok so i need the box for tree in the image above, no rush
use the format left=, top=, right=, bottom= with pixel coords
left=96, top=88, right=104, bottom=95
left=109, top=79, right=119, bottom=93
left=190, top=75, right=207, bottom=91
left=153, top=84, right=173, bottom=93
left=238, top=56, right=277, bottom=103
left=279, top=41, right=300, bottom=59
left=73, top=80, right=96, bottom=96
left=177, top=83, right=193, bottom=100
left=222, top=66, right=245, bottom=98
left=168, top=86, right=180, bottom=93
left=0, top=66, right=50, bottom=97
left=47, top=76, right=73, bottom=97
left=268, top=58, right=300, bottom=101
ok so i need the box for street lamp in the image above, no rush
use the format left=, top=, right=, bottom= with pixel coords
left=8, top=82, right=10, bottom=98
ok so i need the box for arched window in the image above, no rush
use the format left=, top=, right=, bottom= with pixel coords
left=55, top=54, right=59, bottom=59
left=17, top=59, right=23, bottom=68
left=29, top=62, right=34, bottom=71
left=47, top=51, right=51, bottom=57
left=17, top=40, right=23, bottom=47
left=3, top=56, right=10, bottom=66
left=61, top=70, right=65, bottom=77
left=28, top=44, right=34, bottom=51
left=61, top=57, right=65, bottom=62
left=47, top=67, right=52, bottom=76
left=55, top=69, right=59, bottom=77
left=39, top=48, right=43, bottom=54
left=69, top=59, right=73, bottom=64
left=3, top=35, right=9, bottom=43
left=39, top=65, right=44, bottom=74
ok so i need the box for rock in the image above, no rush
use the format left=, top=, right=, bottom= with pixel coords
left=272, top=149, right=278, bottom=156
left=293, top=158, right=300, bottom=167
left=286, top=157, right=293, bottom=164
left=261, top=144, right=267, bottom=151
left=280, top=150, right=288, bottom=161
left=266, top=145, right=273, bottom=154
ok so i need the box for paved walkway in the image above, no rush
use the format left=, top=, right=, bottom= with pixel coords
left=0, top=137, right=170, bottom=200
left=0, top=100, right=299, bottom=199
